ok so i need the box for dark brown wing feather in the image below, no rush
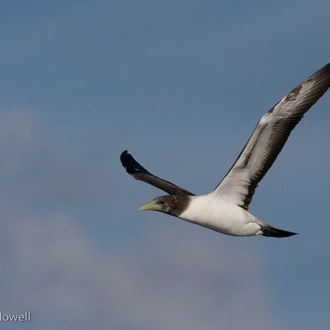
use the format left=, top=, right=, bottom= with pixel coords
left=120, top=150, right=195, bottom=196
left=213, top=62, right=330, bottom=210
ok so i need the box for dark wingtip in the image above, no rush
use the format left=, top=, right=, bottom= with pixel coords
left=120, top=150, right=132, bottom=170
left=120, top=150, right=149, bottom=175
left=120, top=150, right=129, bottom=166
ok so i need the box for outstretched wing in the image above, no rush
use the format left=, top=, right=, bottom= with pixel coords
left=120, top=150, right=195, bottom=196
left=212, top=62, right=330, bottom=210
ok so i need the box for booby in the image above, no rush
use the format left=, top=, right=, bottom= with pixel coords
left=120, top=62, right=330, bottom=238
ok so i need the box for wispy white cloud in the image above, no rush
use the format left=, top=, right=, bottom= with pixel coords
left=0, top=210, right=285, bottom=330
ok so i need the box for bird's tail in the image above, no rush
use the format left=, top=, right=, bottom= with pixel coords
left=261, top=224, right=297, bottom=238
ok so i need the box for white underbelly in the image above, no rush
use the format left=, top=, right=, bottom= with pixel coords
left=179, top=195, right=261, bottom=236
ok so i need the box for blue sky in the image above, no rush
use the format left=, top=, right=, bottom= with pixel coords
left=0, top=1, right=330, bottom=329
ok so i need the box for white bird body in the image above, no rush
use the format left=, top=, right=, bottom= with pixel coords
left=179, top=194, right=261, bottom=236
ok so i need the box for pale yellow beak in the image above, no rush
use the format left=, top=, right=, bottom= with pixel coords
left=139, top=200, right=162, bottom=211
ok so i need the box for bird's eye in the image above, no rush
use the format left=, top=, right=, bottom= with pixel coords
left=159, top=200, right=165, bottom=204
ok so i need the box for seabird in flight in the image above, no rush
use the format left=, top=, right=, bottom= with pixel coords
left=120, top=62, right=330, bottom=238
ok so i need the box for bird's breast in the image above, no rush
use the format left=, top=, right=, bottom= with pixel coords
left=179, top=195, right=256, bottom=235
